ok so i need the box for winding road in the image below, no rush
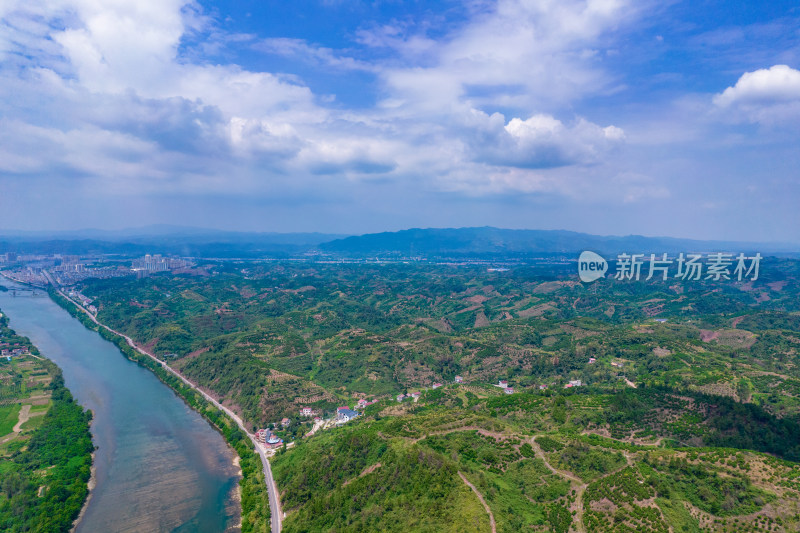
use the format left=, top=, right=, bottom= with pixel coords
left=59, top=291, right=284, bottom=533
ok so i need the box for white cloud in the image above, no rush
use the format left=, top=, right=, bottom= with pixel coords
left=713, top=65, right=800, bottom=125
left=0, top=0, right=638, bottom=205
left=371, top=0, right=643, bottom=113
left=462, top=110, right=625, bottom=169
left=254, top=38, right=375, bottom=72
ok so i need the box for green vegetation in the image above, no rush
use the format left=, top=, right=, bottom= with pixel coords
left=50, top=290, right=271, bottom=532
left=0, top=405, right=20, bottom=436
left=51, top=258, right=800, bottom=531
left=0, top=309, right=93, bottom=532
left=273, top=392, right=800, bottom=532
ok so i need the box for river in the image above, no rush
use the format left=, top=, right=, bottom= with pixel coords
left=0, top=281, right=240, bottom=532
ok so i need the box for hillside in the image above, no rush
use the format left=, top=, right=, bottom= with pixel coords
left=272, top=386, right=800, bottom=532
left=61, top=256, right=800, bottom=531
left=71, top=258, right=800, bottom=430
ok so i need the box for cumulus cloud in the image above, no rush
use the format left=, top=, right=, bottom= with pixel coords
left=0, top=0, right=639, bottom=208
left=372, top=0, right=645, bottom=112
left=456, top=109, right=624, bottom=169
left=713, top=65, right=800, bottom=125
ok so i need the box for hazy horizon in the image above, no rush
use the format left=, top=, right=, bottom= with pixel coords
left=0, top=224, right=797, bottom=248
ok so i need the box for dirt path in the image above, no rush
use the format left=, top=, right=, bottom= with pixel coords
left=458, top=472, right=496, bottom=533
left=1, top=404, right=46, bottom=444
left=304, top=419, right=325, bottom=437
left=530, top=438, right=586, bottom=533
left=12, top=404, right=31, bottom=433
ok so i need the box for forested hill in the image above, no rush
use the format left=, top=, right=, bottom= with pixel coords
left=317, top=227, right=796, bottom=257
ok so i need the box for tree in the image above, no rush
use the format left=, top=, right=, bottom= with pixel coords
left=736, top=378, right=753, bottom=403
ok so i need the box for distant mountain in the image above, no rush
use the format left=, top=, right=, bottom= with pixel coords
left=0, top=227, right=349, bottom=257
left=317, top=227, right=798, bottom=257
left=0, top=225, right=795, bottom=258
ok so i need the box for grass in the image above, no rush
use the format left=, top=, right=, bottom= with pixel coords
left=656, top=498, right=701, bottom=533
left=29, top=402, right=51, bottom=413
left=0, top=404, right=20, bottom=436
left=19, top=414, right=46, bottom=432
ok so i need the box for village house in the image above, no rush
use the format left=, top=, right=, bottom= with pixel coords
left=265, top=434, right=283, bottom=448
left=281, top=417, right=291, bottom=427
left=497, top=380, right=508, bottom=389
left=588, top=357, right=596, bottom=364
left=565, top=380, right=583, bottom=388
left=300, top=407, right=313, bottom=417
left=396, top=393, right=406, bottom=402
left=336, top=407, right=360, bottom=423
left=431, top=382, right=443, bottom=389
left=454, top=375, right=463, bottom=383
left=504, top=387, right=515, bottom=395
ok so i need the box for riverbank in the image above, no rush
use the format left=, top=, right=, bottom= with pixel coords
left=0, top=311, right=93, bottom=532
left=49, top=289, right=276, bottom=533
left=70, top=448, right=96, bottom=533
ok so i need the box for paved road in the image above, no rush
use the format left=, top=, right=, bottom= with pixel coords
left=60, top=291, right=283, bottom=533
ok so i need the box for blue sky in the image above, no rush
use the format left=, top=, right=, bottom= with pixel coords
left=0, top=0, right=798, bottom=241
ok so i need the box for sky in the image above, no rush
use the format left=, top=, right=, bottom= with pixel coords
left=0, top=0, right=799, bottom=242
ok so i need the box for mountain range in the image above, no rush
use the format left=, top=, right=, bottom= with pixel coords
left=0, top=225, right=796, bottom=258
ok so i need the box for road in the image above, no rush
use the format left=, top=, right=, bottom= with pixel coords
left=59, top=291, right=284, bottom=533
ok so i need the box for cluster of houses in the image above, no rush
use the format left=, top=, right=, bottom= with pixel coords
left=68, top=290, right=97, bottom=314
left=356, top=398, right=378, bottom=410
left=286, top=372, right=594, bottom=443
left=396, top=391, right=421, bottom=402
left=496, top=380, right=515, bottom=394
left=255, top=428, right=283, bottom=448
left=0, top=342, right=29, bottom=360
